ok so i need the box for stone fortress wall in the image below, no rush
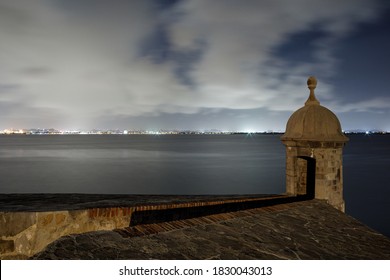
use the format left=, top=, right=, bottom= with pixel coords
left=0, top=195, right=293, bottom=259
left=1, top=207, right=132, bottom=259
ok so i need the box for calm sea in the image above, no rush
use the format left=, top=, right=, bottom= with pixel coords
left=0, top=134, right=389, bottom=236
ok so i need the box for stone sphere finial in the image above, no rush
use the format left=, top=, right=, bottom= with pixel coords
left=307, top=76, right=317, bottom=89
left=305, top=76, right=320, bottom=106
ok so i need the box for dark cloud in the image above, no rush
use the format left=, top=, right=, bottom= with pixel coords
left=0, top=2, right=32, bottom=32
left=0, top=83, right=20, bottom=92
left=21, top=66, right=53, bottom=77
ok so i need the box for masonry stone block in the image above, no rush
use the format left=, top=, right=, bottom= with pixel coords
left=0, top=212, right=37, bottom=237
left=55, top=213, right=67, bottom=225
left=0, top=240, right=14, bottom=254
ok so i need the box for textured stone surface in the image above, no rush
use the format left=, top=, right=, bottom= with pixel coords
left=281, top=76, right=348, bottom=143
left=281, top=77, right=348, bottom=212
left=0, top=194, right=288, bottom=259
left=0, top=208, right=134, bottom=259
left=283, top=145, right=345, bottom=211
left=32, top=200, right=390, bottom=260
left=0, top=240, right=14, bottom=254
left=0, top=212, right=36, bottom=236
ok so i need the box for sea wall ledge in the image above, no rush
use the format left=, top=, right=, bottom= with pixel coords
left=0, top=194, right=288, bottom=259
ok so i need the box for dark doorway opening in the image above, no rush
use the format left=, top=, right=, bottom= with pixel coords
left=297, top=156, right=316, bottom=199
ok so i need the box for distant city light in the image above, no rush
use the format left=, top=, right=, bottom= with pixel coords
left=0, top=128, right=388, bottom=135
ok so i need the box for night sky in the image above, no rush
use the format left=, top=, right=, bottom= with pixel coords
left=0, top=0, right=389, bottom=132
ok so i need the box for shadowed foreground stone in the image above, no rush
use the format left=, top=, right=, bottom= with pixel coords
left=32, top=200, right=390, bottom=260
left=0, top=240, right=15, bottom=254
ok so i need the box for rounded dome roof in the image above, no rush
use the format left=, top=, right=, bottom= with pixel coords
left=281, top=77, right=348, bottom=143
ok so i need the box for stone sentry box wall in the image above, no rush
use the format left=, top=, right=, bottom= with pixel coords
left=281, top=77, right=349, bottom=212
